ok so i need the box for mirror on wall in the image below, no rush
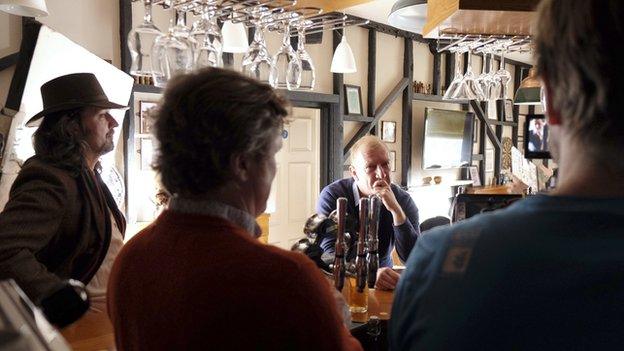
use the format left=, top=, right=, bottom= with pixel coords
left=422, top=108, right=474, bottom=170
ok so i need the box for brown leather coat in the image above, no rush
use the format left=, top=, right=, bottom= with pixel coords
left=0, top=156, right=125, bottom=303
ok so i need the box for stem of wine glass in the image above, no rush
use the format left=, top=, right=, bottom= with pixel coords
left=454, top=51, right=462, bottom=77
left=297, top=27, right=305, bottom=51
left=466, top=50, right=473, bottom=73
left=143, top=0, right=153, bottom=24
left=282, top=23, right=290, bottom=47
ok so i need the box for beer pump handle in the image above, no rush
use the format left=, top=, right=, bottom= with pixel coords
left=367, top=195, right=381, bottom=288
left=333, top=197, right=347, bottom=291
left=355, top=198, right=369, bottom=293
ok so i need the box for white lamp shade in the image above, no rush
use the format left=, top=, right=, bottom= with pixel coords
left=388, top=0, right=427, bottom=34
left=330, top=36, right=356, bottom=74
left=0, top=0, right=48, bottom=17
left=222, top=20, right=248, bottom=53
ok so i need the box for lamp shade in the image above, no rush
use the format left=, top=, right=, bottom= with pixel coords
left=221, top=20, right=248, bottom=53
left=514, top=67, right=542, bottom=105
left=0, top=0, right=48, bottom=17
left=330, top=35, right=356, bottom=74
left=388, top=0, right=427, bottom=34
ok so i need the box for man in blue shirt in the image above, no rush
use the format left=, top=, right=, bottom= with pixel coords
left=316, top=136, right=419, bottom=290
left=390, top=0, right=624, bottom=349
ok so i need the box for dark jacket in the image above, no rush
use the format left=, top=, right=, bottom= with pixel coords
left=0, top=156, right=125, bottom=303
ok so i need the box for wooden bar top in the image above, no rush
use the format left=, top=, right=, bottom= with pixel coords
left=59, top=282, right=394, bottom=349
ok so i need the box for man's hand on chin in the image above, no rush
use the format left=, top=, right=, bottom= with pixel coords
left=374, top=267, right=401, bottom=290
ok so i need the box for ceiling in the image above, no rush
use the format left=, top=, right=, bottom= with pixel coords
left=298, top=0, right=534, bottom=65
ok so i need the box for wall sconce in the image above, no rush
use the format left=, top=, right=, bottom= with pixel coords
left=0, top=0, right=48, bottom=17
left=330, top=33, right=356, bottom=74
left=388, top=0, right=427, bottom=34
left=513, top=67, right=542, bottom=105
left=222, top=19, right=248, bottom=54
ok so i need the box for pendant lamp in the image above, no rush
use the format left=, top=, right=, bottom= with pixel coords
left=222, top=19, right=248, bottom=53
left=513, top=67, right=542, bottom=105
left=0, top=0, right=48, bottom=17
left=331, top=33, right=356, bottom=74
left=388, top=0, right=427, bottom=34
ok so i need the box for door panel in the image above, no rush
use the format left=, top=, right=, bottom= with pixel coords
left=267, top=107, right=320, bottom=249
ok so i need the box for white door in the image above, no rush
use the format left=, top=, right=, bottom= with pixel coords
left=267, top=107, right=321, bottom=249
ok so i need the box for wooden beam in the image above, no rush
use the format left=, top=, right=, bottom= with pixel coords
left=343, top=13, right=429, bottom=43
left=344, top=114, right=374, bottom=122
left=5, top=20, right=41, bottom=113
left=344, top=78, right=409, bottom=157
left=401, top=38, right=414, bottom=187
left=120, top=0, right=132, bottom=73
left=444, top=52, right=455, bottom=92
left=0, top=53, right=18, bottom=72
left=333, top=29, right=345, bottom=177
left=470, top=100, right=502, bottom=182
left=432, top=52, right=442, bottom=95
left=367, top=28, right=376, bottom=134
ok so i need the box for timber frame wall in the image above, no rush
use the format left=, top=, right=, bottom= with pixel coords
left=117, top=4, right=533, bottom=190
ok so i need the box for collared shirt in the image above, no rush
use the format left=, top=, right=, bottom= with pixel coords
left=168, top=196, right=262, bottom=238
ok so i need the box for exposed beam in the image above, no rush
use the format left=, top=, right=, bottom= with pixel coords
left=295, top=0, right=376, bottom=12
left=470, top=100, right=502, bottom=182
left=120, top=0, right=132, bottom=73
left=332, top=29, right=345, bottom=176
left=344, top=78, right=409, bottom=157
left=401, top=38, right=414, bottom=187
left=5, top=19, right=41, bottom=113
left=343, top=13, right=429, bottom=43
left=0, top=53, right=18, bottom=72
left=367, top=28, right=376, bottom=134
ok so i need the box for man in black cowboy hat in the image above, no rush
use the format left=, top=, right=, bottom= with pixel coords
left=0, top=73, right=127, bottom=326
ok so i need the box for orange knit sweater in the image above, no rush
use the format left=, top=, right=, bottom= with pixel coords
left=108, top=210, right=362, bottom=351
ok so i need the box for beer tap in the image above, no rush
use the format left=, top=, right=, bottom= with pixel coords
left=333, top=197, right=347, bottom=291
left=355, top=197, right=369, bottom=294
left=367, top=195, right=381, bottom=288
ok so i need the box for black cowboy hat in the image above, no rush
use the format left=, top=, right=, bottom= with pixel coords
left=26, top=72, right=128, bottom=127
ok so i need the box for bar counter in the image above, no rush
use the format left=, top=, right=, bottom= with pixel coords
left=60, top=288, right=394, bottom=350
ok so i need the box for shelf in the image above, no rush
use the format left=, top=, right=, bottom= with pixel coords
left=133, top=84, right=162, bottom=94
left=487, top=120, right=518, bottom=127
left=413, top=93, right=469, bottom=104
left=344, top=114, right=374, bottom=122
left=408, top=180, right=474, bottom=189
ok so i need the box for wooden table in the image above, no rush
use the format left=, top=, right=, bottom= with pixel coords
left=58, top=284, right=394, bottom=350
left=60, top=311, right=115, bottom=351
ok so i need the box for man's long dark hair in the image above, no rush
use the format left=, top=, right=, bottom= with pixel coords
left=32, top=108, right=89, bottom=176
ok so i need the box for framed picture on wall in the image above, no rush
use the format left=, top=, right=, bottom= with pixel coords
left=344, top=84, right=363, bottom=115
left=469, top=165, right=481, bottom=186
left=381, top=121, right=396, bottom=143
left=485, top=149, right=494, bottom=172
left=389, top=151, right=396, bottom=172
left=504, top=99, right=515, bottom=122
left=139, top=101, right=158, bottom=134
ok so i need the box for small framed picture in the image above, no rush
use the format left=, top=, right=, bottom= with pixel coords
left=485, top=149, right=494, bottom=172
left=504, top=99, right=515, bottom=122
left=344, top=84, right=363, bottom=115
left=389, top=150, right=396, bottom=172
left=469, top=165, right=481, bottom=186
left=381, top=121, right=396, bottom=143
left=139, top=101, right=158, bottom=134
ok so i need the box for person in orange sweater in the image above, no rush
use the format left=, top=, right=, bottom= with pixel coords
left=107, top=68, right=362, bottom=351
